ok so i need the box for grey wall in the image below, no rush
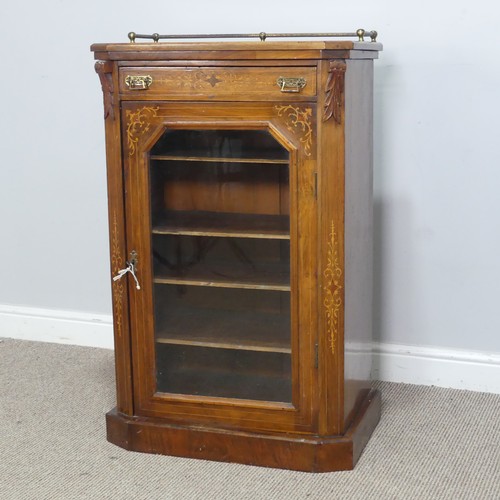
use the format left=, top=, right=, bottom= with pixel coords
left=1, top=1, right=499, bottom=352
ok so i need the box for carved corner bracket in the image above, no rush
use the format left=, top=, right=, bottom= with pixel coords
left=323, top=221, right=343, bottom=354
left=323, top=61, right=346, bottom=124
left=95, top=61, right=115, bottom=120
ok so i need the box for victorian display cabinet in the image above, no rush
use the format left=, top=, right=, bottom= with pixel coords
left=91, top=29, right=382, bottom=472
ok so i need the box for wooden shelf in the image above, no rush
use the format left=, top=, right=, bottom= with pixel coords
left=156, top=308, right=291, bottom=353
left=156, top=342, right=292, bottom=402
left=152, top=211, right=290, bottom=239
left=157, top=365, right=292, bottom=402
left=154, top=260, right=290, bottom=291
left=150, top=155, right=289, bottom=165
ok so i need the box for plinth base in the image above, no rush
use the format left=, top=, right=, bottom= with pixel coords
left=106, top=389, right=380, bottom=472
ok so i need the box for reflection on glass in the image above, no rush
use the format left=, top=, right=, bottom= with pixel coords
left=150, top=129, right=291, bottom=402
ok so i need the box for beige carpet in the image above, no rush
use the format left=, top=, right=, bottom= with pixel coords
left=0, top=338, right=499, bottom=500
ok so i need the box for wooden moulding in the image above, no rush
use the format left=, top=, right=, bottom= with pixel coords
left=91, top=41, right=383, bottom=63
left=106, top=389, right=380, bottom=472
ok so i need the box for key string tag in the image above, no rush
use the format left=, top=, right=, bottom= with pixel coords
left=128, top=261, right=141, bottom=290
left=113, top=268, right=129, bottom=282
left=113, top=262, right=141, bottom=290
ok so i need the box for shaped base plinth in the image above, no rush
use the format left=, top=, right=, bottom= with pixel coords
left=106, top=389, right=380, bottom=472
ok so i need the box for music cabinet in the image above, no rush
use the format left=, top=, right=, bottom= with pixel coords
left=91, top=30, right=382, bottom=472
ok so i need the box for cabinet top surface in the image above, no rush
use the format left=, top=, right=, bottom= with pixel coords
left=91, top=41, right=382, bottom=61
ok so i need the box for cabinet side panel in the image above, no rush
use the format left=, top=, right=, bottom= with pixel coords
left=343, top=59, right=374, bottom=429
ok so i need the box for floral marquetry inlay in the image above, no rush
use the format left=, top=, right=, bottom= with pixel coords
left=126, top=106, right=159, bottom=156
left=156, top=69, right=245, bottom=90
left=111, top=212, right=124, bottom=338
left=323, top=221, right=343, bottom=354
left=275, top=105, right=313, bottom=156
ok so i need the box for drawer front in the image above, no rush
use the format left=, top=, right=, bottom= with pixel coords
left=119, top=66, right=317, bottom=100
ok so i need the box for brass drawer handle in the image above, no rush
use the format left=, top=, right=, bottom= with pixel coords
left=125, top=75, right=153, bottom=90
left=277, top=77, right=307, bottom=93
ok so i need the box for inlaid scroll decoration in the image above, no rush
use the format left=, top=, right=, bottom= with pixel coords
left=126, top=106, right=159, bottom=156
left=323, top=221, right=343, bottom=354
left=275, top=105, right=313, bottom=156
left=95, top=61, right=115, bottom=120
left=323, top=61, right=346, bottom=124
left=111, top=212, right=123, bottom=338
left=156, top=69, right=245, bottom=89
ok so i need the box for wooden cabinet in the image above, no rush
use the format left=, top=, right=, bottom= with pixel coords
left=92, top=35, right=382, bottom=472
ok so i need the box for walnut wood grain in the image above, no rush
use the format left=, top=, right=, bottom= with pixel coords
left=106, top=389, right=381, bottom=472
left=317, top=58, right=346, bottom=436
left=343, top=59, right=375, bottom=429
left=119, top=66, right=317, bottom=101
left=95, top=60, right=133, bottom=416
left=92, top=39, right=381, bottom=471
left=91, top=40, right=383, bottom=60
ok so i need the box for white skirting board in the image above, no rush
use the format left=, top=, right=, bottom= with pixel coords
left=371, top=342, right=500, bottom=394
left=0, top=305, right=114, bottom=350
left=1, top=305, right=500, bottom=394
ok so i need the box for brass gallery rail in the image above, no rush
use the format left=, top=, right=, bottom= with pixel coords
left=127, top=29, right=378, bottom=43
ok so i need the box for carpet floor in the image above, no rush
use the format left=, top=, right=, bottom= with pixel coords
left=1, top=338, right=499, bottom=500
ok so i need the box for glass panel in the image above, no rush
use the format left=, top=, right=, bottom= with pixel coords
left=157, top=345, right=291, bottom=402
left=150, top=129, right=291, bottom=402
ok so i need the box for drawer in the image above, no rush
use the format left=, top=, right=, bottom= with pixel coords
left=119, top=66, right=317, bottom=100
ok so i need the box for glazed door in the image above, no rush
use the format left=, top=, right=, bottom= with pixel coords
left=123, top=102, right=317, bottom=433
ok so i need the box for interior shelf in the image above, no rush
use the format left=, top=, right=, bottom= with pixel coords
left=150, top=155, right=289, bottom=165
left=150, top=129, right=290, bottom=164
left=153, top=260, right=290, bottom=291
left=156, top=343, right=292, bottom=402
left=149, top=127, right=292, bottom=401
left=156, top=307, right=291, bottom=353
left=152, top=211, right=290, bottom=240
left=157, top=365, right=292, bottom=402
